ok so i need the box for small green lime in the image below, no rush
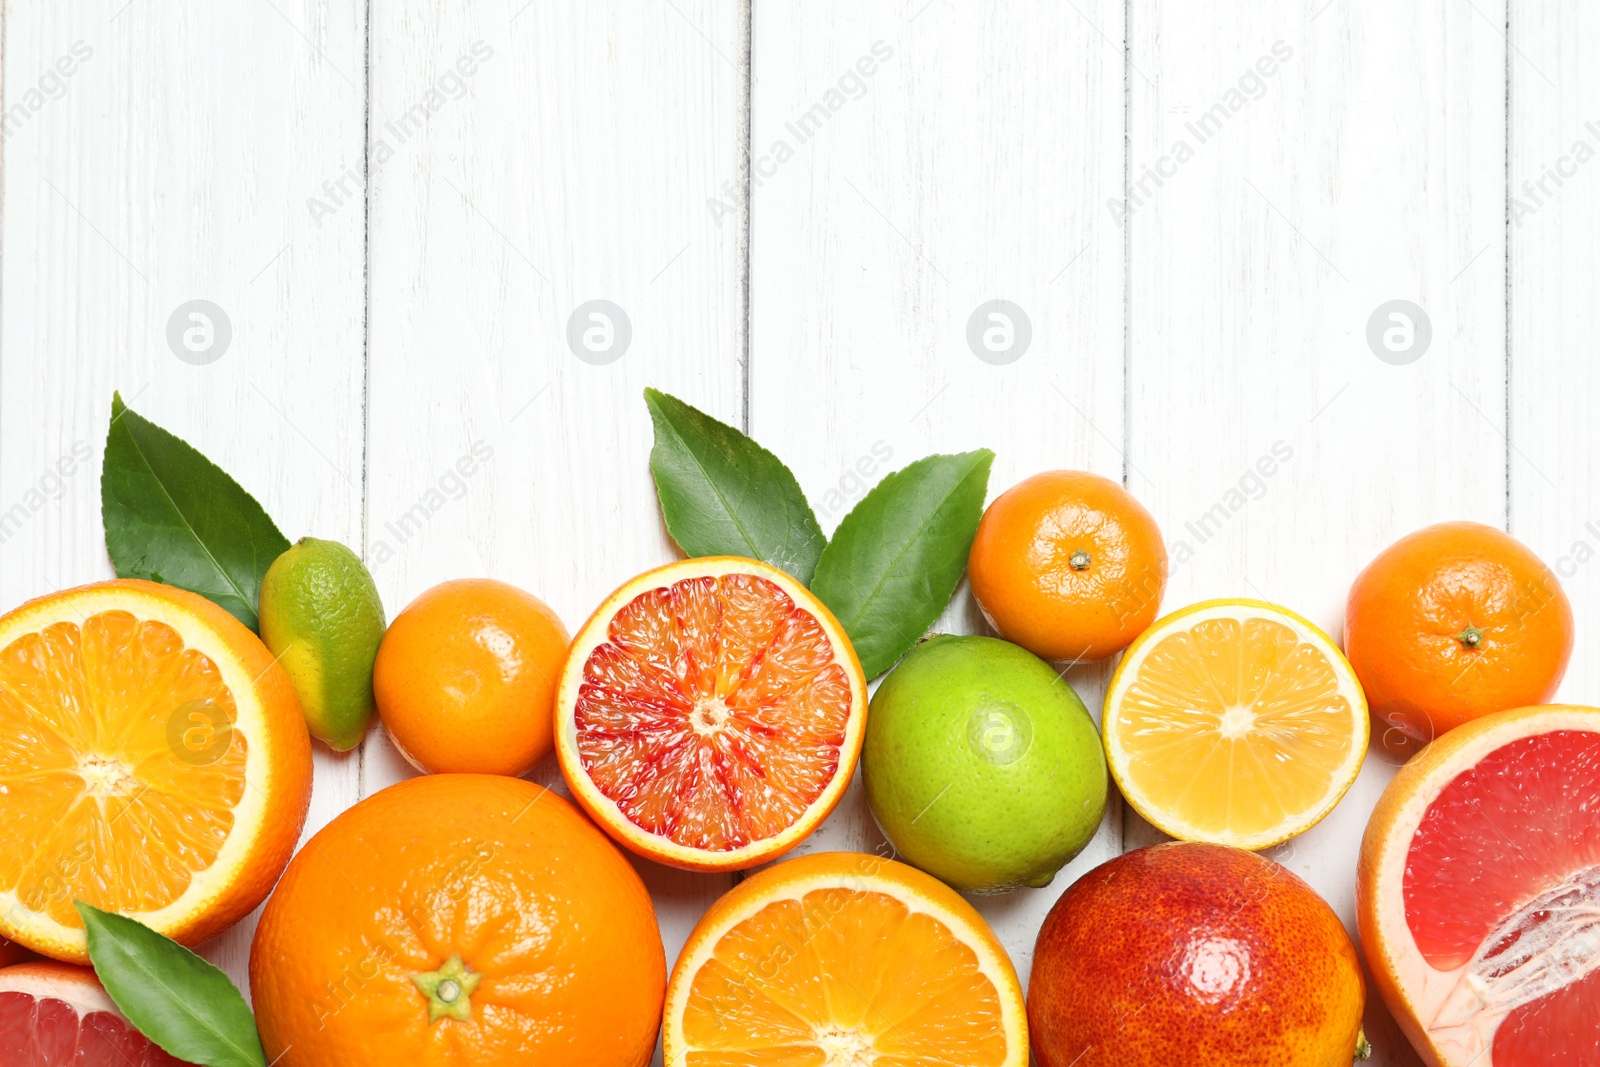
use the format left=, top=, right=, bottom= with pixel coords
left=863, top=634, right=1108, bottom=894
left=258, top=537, right=386, bottom=751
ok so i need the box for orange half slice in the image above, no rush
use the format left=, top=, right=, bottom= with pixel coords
left=555, top=557, right=868, bottom=871
left=664, top=851, right=1029, bottom=1067
left=0, top=580, right=311, bottom=962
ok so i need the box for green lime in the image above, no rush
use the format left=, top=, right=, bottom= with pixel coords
left=863, top=634, right=1107, bottom=893
left=259, top=537, right=386, bottom=751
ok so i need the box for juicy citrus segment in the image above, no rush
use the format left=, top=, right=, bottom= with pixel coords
left=1358, top=705, right=1600, bottom=1067
left=1404, top=729, right=1600, bottom=970
left=665, top=853, right=1028, bottom=1067
left=558, top=558, right=868, bottom=871
left=1104, top=599, right=1368, bottom=850
left=0, top=613, right=247, bottom=928
left=0, top=580, right=310, bottom=963
left=0, top=961, right=195, bottom=1065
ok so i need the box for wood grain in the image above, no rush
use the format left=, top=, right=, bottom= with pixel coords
left=0, top=0, right=368, bottom=991
left=1128, top=1, right=1506, bottom=1060
left=1509, top=2, right=1600, bottom=702
left=362, top=4, right=745, bottom=1055
left=747, top=0, right=1126, bottom=981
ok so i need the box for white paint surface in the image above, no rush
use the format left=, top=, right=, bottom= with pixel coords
left=2, top=2, right=1596, bottom=1065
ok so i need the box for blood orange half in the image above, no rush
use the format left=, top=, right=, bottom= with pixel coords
left=555, top=557, right=868, bottom=871
left=1359, top=704, right=1600, bottom=1067
left=0, top=961, right=195, bottom=1064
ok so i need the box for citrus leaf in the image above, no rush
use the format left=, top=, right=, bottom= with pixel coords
left=645, top=388, right=825, bottom=584
left=810, top=450, right=994, bottom=678
left=76, top=902, right=267, bottom=1067
left=102, top=392, right=289, bottom=630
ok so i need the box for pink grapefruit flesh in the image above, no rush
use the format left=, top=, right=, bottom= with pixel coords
left=0, top=962, right=194, bottom=1066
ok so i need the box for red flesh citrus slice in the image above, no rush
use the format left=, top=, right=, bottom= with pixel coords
left=1359, top=705, right=1600, bottom=1066
left=555, top=557, right=868, bottom=871
left=0, top=961, right=196, bottom=1065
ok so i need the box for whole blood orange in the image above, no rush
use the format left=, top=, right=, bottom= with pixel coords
left=250, top=774, right=664, bottom=1067
left=374, top=579, right=570, bottom=776
left=968, top=470, right=1167, bottom=662
left=1345, top=522, right=1572, bottom=751
left=1359, top=704, right=1600, bottom=1067
left=0, top=579, right=311, bottom=963
left=1029, top=842, right=1366, bottom=1067
left=555, top=557, right=868, bottom=871
left=0, top=960, right=197, bottom=1064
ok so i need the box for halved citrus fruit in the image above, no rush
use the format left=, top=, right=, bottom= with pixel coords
left=0, top=959, right=196, bottom=1064
left=0, top=579, right=311, bottom=962
left=1102, top=598, right=1368, bottom=850
left=556, top=557, right=867, bottom=871
left=664, top=851, right=1028, bottom=1067
left=1359, top=704, right=1600, bottom=1067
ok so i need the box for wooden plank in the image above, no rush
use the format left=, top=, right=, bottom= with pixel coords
left=363, top=1, right=746, bottom=1047
left=1509, top=6, right=1600, bottom=694
left=1127, top=2, right=1506, bottom=1061
left=0, top=0, right=368, bottom=989
left=747, top=0, right=1126, bottom=982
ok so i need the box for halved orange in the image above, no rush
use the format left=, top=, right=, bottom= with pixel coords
left=1103, top=598, right=1368, bottom=850
left=664, top=851, right=1028, bottom=1067
left=555, top=557, right=868, bottom=871
left=0, top=580, right=311, bottom=962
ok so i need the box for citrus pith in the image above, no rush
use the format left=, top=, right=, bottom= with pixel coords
left=555, top=556, right=868, bottom=871
left=0, top=579, right=311, bottom=963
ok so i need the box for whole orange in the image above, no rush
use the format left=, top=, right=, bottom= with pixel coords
left=250, top=774, right=666, bottom=1067
left=1345, top=521, right=1573, bottom=749
left=1028, top=842, right=1365, bottom=1066
left=374, top=579, right=570, bottom=775
left=968, top=470, right=1167, bottom=661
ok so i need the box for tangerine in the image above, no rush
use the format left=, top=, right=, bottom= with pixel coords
left=968, top=470, right=1167, bottom=662
left=1345, top=522, right=1572, bottom=751
left=374, top=579, right=570, bottom=776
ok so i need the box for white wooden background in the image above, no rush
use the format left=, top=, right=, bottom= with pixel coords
left=3, top=1, right=1595, bottom=1063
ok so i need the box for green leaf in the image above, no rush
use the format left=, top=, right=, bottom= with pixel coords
left=102, top=392, right=290, bottom=630
left=76, top=901, right=267, bottom=1067
left=811, top=450, right=994, bottom=678
left=645, top=388, right=825, bottom=584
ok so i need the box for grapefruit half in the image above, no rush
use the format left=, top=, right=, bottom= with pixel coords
left=1359, top=704, right=1600, bottom=1066
left=556, top=557, right=868, bottom=871
left=0, top=960, right=196, bottom=1064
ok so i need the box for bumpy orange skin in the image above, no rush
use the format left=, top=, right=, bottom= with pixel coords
left=1345, top=522, right=1573, bottom=750
left=250, top=774, right=665, bottom=1067
left=968, top=471, right=1168, bottom=662
left=0, top=579, right=311, bottom=963
left=1028, top=842, right=1365, bottom=1067
left=374, top=579, right=570, bottom=776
